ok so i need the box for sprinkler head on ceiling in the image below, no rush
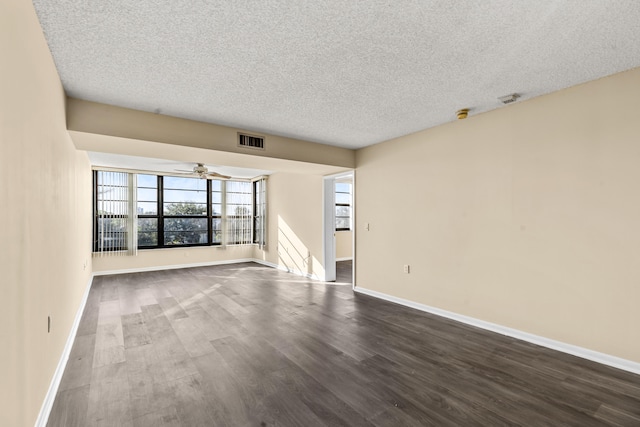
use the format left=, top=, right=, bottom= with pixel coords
left=456, top=109, right=469, bottom=120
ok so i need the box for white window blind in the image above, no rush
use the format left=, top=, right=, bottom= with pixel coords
left=225, top=181, right=253, bottom=245
left=93, top=172, right=266, bottom=251
left=94, top=171, right=137, bottom=256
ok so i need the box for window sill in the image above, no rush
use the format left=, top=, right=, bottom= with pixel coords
left=136, top=243, right=258, bottom=252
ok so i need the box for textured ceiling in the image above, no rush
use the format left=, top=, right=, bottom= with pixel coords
left=33, top=1, right=640, bottom=149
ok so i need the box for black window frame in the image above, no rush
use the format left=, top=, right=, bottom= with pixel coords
left=252, top=180, right=262, bottom=244
left=93, top=172, right=261, bottom=251
left=160, top=175, right=211, bottom=247
left=225, top=180, right=253, bottom=245
left=136, top=174, right=160, bottom=248
left=136, top=173, right=222, bottom=250
left=210, top=180, right=223, bottom=245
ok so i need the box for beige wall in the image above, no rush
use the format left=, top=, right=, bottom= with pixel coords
left=92, top=171, right=329, bottom=281
left=254, top=173, right=326, bottom=279
left=355, top=67, right=640, bottom=363
left=94, top=172, right=327, bottom=277
left=93, top=245, right=254, bottom=273
left=67, top=98, right=355, bottom=169
left=0, top=1, right=93, bottom=425
left=6, top=5, right=636, bottom=427
left=336, top=231, right=353, bottom=260
left=69, top=131, right=352, bottom=177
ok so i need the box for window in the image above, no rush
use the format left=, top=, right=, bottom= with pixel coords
left=93, top=172, right=267, bottom=252
left=94, top=171, right=137, bottom=255
left=226, top=181, right=252, bottom=244
left=137, top=174, right=158, bottom=247
left=163, top=176, right=209, bottom=246
left=211, top=180, right=223, bottom=244
left=335, top=181, right=352, bottom=231
left=253, top=178, right=267, bottom=247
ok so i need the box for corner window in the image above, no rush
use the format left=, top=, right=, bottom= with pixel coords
left=93, top=171, right=267, bottom=252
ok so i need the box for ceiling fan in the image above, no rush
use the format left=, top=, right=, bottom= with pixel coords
left=174, top=163, right=232, bottom=180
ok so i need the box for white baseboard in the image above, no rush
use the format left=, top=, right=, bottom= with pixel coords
left=41, top=263, right=638, bottom=427
left=336, top=257, right=353, bottom=262
left=35, top=275, right=94, bottom=427
left=354, top=286, right=640, bottom=376
left=38, top=258, right=323, bottom=425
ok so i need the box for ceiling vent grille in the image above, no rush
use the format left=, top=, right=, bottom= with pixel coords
left=238, top=133, right=265, bottom=150
left=498, top=93, right=521, bottom=104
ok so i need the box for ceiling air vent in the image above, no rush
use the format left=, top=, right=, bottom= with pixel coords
left=498, top=93, right=521, bottom=104
left=238, top=133, right=265, bottom=150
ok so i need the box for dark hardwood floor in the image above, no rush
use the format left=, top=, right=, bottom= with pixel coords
left=48, top=262, right=640, bottom=426
left=336, top=259, right=353, bottom=284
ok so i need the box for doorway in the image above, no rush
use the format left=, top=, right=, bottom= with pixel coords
left=323, top=171, right=354, bottom=285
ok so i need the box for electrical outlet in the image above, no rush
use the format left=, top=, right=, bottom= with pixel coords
left=48, top=316, right=51, bottom=333
left=403, top=264, right=410, bottom=274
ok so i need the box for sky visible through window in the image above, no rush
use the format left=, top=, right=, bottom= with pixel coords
left=137, top=174, right=225, bottom=215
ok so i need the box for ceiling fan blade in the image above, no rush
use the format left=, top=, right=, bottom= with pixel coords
left=172, top=164, right=230, bottom=179
left=206, top=172, right=232, bottom=180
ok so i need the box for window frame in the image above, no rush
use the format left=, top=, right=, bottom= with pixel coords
left=93, top=170, right=132, bottom=252
left=252, top=180, right=261, bottom=244
left=225, top=180, right=253, bottom=245
left=136, top=174, right=160, bottom=249
left=161, top=175, right=211, bottom=247
left=210, top=179, right=223, bottom=245
left=93, top=171, right=264, bottom=251
left=335, top=181, right=352, bottom=232
left=141, top=175, right=219, bottom=249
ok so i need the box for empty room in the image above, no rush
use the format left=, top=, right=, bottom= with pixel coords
left=2, top=0, right=640, bottom=426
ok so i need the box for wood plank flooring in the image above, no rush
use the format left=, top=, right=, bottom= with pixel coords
left=48, top=261, right=640, bottom=426
left=336, top=259, right=353, bottom=284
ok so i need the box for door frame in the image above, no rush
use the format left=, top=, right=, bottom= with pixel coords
left=322, top=170, right=354, bottom=283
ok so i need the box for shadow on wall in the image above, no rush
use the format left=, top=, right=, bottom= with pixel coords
left=277, top=215, right=324, bottom=280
